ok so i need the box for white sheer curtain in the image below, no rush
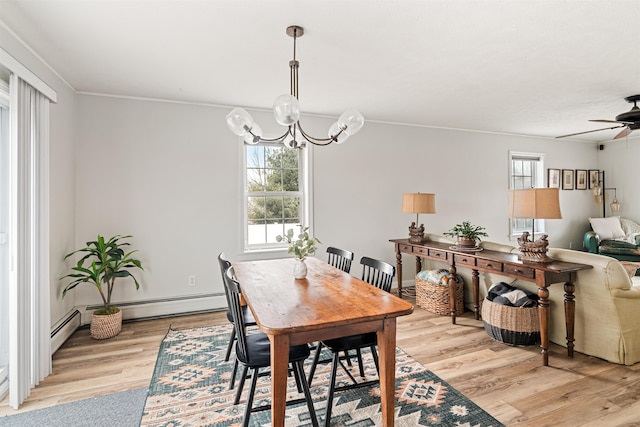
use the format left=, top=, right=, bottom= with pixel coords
left=8, top=74, right=51, bottom=408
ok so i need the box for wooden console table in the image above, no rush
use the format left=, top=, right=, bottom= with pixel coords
left=390, top=238, right=592, bottom=366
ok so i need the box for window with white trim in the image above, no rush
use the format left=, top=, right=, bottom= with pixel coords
left=509, top=151, right=545, bottom=238
left=243, top=143, right=309, bottom=251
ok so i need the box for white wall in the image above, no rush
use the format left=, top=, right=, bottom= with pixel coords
left=0, top=23, right=78, bottom=324
left=598, top=137, right=640, bottom=221
left=74, top=95, right=600, bottom=307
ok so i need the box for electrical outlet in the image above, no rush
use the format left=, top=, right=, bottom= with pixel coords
left=188, top=275, right=196, bottom=286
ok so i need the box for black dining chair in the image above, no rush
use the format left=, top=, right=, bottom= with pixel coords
left=326, top=246, right=354, bottom=273
left=223, top=267, right=319, bottom=427
left=309, top=256, right=395, bottom=426
left=360, top=256, right=395, bottom=293
left=217, top=253, right=257, bottom=390
left=308, top=246, right=356, bottom=380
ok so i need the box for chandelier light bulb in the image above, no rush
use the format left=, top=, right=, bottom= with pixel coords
left=226, top=107, right=255, bottom=136
left=337, top=109, right=365, bottom=136
left=273, top=94, right=301, bottom=126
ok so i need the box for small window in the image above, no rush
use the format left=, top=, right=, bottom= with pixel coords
left=509, top=152, right=545, bottom=238
left=243, top=143, right=309, bottom=251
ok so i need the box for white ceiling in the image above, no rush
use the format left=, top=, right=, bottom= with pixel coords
left=2, top=0, right=640, bottom=142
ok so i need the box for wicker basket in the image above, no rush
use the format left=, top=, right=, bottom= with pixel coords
left=415, top=276, right=464, bottom=316
left=90, top=308, right=123, bottom=340
left=481, top=298, right=539, bottom=346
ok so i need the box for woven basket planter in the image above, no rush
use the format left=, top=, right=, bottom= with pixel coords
left=415, top=276, right=464, bottom=316
left=90, top=308, right=123, bottom=340
left=481, top=298, right=539, bottom=346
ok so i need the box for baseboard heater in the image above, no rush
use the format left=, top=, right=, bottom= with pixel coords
left=51, top=293, right=226, bottom=353
left=51, top=309, right=81, bottom=353
left=84, top=293, right=227, bottom=324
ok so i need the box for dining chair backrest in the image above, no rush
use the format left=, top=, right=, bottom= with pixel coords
left=360, top=256, right=395, bottom=293
left=327, top=246, right=354, bottom=273
left=217, top=253, right=234, bottom=313
left=223, top=267, right=250, bottom=362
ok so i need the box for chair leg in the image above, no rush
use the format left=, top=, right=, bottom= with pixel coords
left=234, top=364, right=249, bottom=405
left=324, top=352, right=340, bottom=426
left=308, top=342, right=324, bottom=386
left=370, top=345, right=380, bottom=374
left=294, top=361, right=319, bottom=427
left=242, top=367, right=260, bottom=427
left=355, top=348, right=365, bottom=378
left=344, top=350, right=353, bottom=367
left=293, top=363, right=303, bottom=393
left=229, top=358, right=239, bottom=390
left=225, top=327, right=236, bottom=362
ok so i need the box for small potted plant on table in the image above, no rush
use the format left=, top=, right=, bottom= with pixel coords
left=61, top=234, right=144, bottom=339
left=276, top=225, right=321, bottom=279
left=444, top=221, right=489, bottom=249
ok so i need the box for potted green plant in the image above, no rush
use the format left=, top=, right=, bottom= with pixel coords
left=61, top=234, right=144, bottom=339
left=444, top=221, right=489, bottom=248
left=276, top=225, right=321, bottom=279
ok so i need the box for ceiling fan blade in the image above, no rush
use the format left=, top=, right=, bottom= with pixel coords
left=556, top=125, right=626, bottom=139
left=590, top=119, right=634, bottom=125
left=613, top=127, right=633, bottom=139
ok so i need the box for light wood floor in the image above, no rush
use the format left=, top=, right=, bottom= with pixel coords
left=2, top=297, right=640, bottom=426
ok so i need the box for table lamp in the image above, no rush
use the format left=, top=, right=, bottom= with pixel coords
left=402, top=193, right=436, bottom=243
left=507, top=188, right=562, bottom=263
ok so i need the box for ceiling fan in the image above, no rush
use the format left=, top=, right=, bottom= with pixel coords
left=556, top=95, right=640, bottom=139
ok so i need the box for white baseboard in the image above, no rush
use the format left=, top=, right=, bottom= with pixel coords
left=50, top=293, right=227, bottom=353
left=83, top=293, right=227, bottom=324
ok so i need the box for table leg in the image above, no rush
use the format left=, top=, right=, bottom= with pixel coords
left=449, top=264, right=457, bottom=324
left=564, top=281, right=576, bottom=358
left=472, top=269, right=480, bottom=320
left=395, top=246, right=403, bottom=298
left=269, top=334, right=290, bottom=427
left=377, top=318, right=397, bottom=427
left=537, top=286, right=550, bottom=366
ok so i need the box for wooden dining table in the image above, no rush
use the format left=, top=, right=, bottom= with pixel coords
left=232, top=256, right=414, bottom=426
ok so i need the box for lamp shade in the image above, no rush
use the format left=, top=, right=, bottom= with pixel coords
left=402, top=193, right=436, bottom=214
left=507, top=188, right=562, bottom=219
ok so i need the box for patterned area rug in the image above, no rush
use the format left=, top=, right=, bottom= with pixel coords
left=141, top=325, right=503, bottom=426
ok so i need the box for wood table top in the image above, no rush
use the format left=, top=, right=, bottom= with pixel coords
left=232, top=257, right=414, bottom=336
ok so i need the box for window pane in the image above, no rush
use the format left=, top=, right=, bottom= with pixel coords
left=248, top=196, right=265, bottom=222
left=283, top=197, right=300, bottom=221
left=246, top=145, right=264, bottom=168
left=248, top=219, right=267, bottom=245
left=265, top=196, right=284, bottom=222
left=247, top=168, right=265, bottom=192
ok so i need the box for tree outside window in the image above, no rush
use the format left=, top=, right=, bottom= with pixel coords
left=245, top=145, right=304, bottom=248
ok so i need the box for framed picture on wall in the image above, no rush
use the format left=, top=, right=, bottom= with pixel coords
left=576, top=170, right=588, bottom=190
left=589, top=169, right=600, bottom=189
left=547, top=169, right=560, bottom=188
left=562, top=169, right=574, bottom=190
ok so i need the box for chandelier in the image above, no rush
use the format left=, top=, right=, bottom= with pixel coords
left=225, top=25, right=364, bottom=149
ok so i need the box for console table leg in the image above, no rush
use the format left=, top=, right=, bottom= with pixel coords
left=537, top=286, right=550, bottom=366
left=395, top=247, right=403, bottom=299
left=472, top=269, right=480, bottom=320
left=564, top=281, right=576, bottom=358
left=449, top=264, right=457, bottom=325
